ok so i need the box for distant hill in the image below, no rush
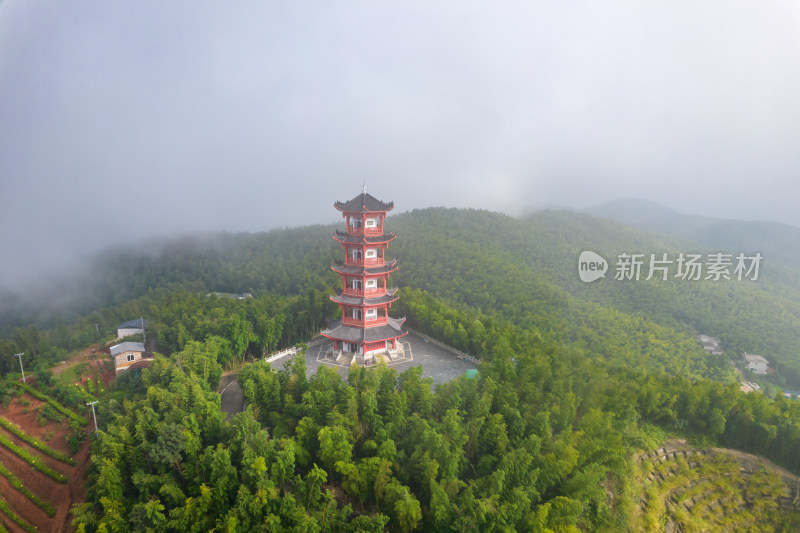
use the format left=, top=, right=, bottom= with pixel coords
left=582, top=198, right=800, bottom=268
left=3, top=206, right=800, bottom=388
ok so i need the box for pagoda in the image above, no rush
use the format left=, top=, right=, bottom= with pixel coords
left=321, top=189, right=407, bottom=362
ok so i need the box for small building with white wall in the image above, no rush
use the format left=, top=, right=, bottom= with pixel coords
left=117, top=318, right=147, bottom=339
left=110, top=341, right=148, bottom=375
left=697, top=335, right=723, bottom=355
left=743, top=353, right=769, bottom=375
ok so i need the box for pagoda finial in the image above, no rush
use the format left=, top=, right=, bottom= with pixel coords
left=362, top=181, right=366, bottom=195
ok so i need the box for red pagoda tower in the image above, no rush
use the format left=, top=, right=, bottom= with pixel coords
left=321, top=189, right=407, bottom=361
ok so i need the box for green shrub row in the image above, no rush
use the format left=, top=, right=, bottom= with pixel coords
left=0, top=431, right=67, bottom=483
left=0, top=497, right=37, bottom=533
left=70, top=384, right=97, bottom=404
left=0, top=416, right=77, bottom=465
left=8, top=382, right=85, bottom=424
left=0, top=462, right=56, bottom=517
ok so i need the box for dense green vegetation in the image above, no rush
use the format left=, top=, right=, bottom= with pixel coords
left=391, top=208, right=800, bottom=388
left=72, top=299, right=800, bottom=530
left=1, top=206, right=800, bottom=530
left=4, top=208, right=798, bottom=387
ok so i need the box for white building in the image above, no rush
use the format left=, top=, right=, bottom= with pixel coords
left=697, top=335, right=723, bottom=355
left=743, top=353, right=769, bottom=375
left=117, top=318, right=147, bottom=339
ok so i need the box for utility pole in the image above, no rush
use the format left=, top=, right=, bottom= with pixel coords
left=14, top=353, right=25, bottom=383
left=86, top=401, right=99, bottom=432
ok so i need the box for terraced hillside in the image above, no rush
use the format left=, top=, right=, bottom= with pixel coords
left=0, top=383, right=92, bottom=532
left=630, top=439, right=800, bottom=532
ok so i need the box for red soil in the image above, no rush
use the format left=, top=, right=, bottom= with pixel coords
left=51, top=343, right=116, bottom=390
left=0, top=388, right=93, bottom=532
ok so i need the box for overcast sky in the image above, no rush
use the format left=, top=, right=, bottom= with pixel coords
left=2, top=1, right=800, bottom=288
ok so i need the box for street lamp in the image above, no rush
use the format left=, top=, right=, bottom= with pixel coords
left=14, top=353, right=25, bottom=383
left=86, top=401, right=99, bottom=432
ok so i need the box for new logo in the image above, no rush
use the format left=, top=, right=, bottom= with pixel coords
left=578, top=251, right=608, bottom=282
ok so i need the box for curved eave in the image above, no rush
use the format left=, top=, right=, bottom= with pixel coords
left=332, top=232, right=397, bottom=245
left=334, top=203, right=394, bottom=214
left=334, top=206, right=394, bottom=214
left=333, top=192, right=395, bottom=214
left=321, top=317, right=407, bottom=343
left=331, top=260, right=398, bottom=276
left=330, top=290, right=400, bottom=307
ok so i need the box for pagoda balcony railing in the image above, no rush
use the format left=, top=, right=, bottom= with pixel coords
left=344, top=257, right=385, bottom=267
left=343, top=287, right=386, bottom=297
left=342, top=316, right=388, bottom=327
left=346, top=226, right=383, bottom=237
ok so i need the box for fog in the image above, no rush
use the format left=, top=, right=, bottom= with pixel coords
left=2, top=1, right=800, bottom=289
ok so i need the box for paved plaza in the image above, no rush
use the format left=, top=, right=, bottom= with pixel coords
left=270, top=331, right=478, bottom=385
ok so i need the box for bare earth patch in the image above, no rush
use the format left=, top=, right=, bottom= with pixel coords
left=1, top=388, right=92, bottom=532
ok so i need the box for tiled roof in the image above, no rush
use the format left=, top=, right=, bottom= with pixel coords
left=118, top=318, right=147, bottom=330
left=330, top=288, right=399, bottom=306
left=321, top=317, right=407, bottom=343
left=331, top=259, right=398, bottom=276
left=334, top=192, right=394, bottom=213
left=110, top=342, right=145, bottom=356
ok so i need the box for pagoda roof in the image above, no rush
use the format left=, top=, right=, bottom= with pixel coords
left=330, top=288, right=399, bottom=306
left=334, top=191, right=394, bottom=214
left=333, top=231, right=396, bottom=245
left=332, top=259, right=398, bottom=276
left=321, top=316, right=407, bottom=343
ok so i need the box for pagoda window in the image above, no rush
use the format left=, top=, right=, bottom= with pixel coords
left=350, top=278, right=362, bottom=290
left=351, top=308, right=362, bottom=320
left=350, top=217, right=363, bottom=229
left=365, top=248, right=377, bottom=259
left=365, top=308, right=377, bottom=319
left=365, top=217, right=377, bottom=228
left=351, top=248, right=362, bottom=260
left=365, top=279, right=377, bottom=289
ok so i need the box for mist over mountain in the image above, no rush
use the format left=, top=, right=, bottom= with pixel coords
left=582, top=198, right=800, bottom=267
left=3, top=204, right=799, bottom=389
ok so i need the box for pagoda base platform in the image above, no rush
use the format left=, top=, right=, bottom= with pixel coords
left=316, top=339, right=413, bottom=369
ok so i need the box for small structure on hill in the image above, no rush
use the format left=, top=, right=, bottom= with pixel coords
left=117, top=318, right=147, bottom=339
left=697, top=335, right=723, bottom=355
left=321, top=188, right=407, bottom=365
left=743, top=353, right=770, bottom=375
left=207, top=292, right=253, bottom=300
left=110, top=341, right=152, bottom=375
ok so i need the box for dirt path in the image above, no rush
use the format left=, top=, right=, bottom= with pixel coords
left=51, top=343, right=109, bottom=377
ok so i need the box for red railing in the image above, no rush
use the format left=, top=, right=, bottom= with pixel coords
left=342, top=316, right=388, bottom=327
left=344, top=257, right=384, bottom=267
left=343, top=287, right=386, bottom=297
left=346, top=225, right=383, bottom=236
